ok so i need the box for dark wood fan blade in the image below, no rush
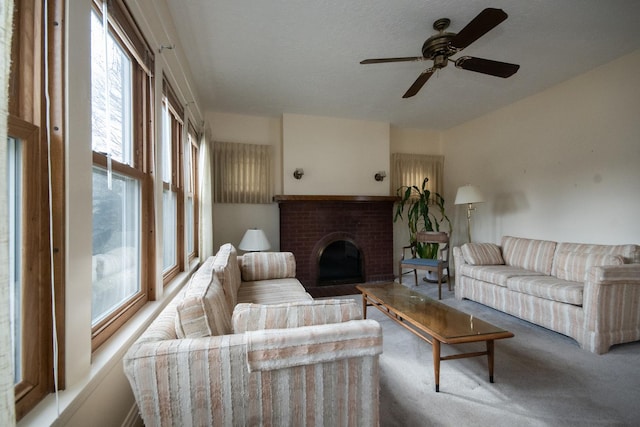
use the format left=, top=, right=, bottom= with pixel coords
left=360, top=57, right=425, bottom=64
left=455, top=56, right=519, bottom=78
left=402, top=69, right=434, bottom=98
left=450, top=8, right=508, bottom=50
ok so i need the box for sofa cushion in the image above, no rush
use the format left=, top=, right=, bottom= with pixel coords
left=213, top=243, right=242, bottom=310
left=507, top=276, right=584, bottom=306
left=240, top=252, right=296, bottom=281
left=231, top=299, right=362, bottom=333
left=554, top=252, right=625, bottom=282
left=461, top=243, right=505, bottom=265
left=237, top=278, right=313, bottom=305
left=501, top=236, right=557, bottom=275
left=555, top=242, right=639, bottom=265
left=174, top=257, right=232, bottom=338
left=459, top=264, right=544, bottom=287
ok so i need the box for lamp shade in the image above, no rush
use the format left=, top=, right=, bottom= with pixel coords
left=455, top=185, right=485, bottom=205
left=238, top=228, right=271, bottom=251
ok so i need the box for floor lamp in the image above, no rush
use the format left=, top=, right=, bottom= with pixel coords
left=455, top=185, right=484, bottom=243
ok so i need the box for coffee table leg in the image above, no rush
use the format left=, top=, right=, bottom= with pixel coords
left=487, top=339, right=495, bottom=383
left=433, top=339, right=441, bottom=392
left=361, top=294, right=368, bottom=319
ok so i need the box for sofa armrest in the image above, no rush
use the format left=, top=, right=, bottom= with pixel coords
left=238, top=251, right=296, bottom=281
left=582, top=264, right=640, bottom=353
left=124, top=320, right=382, bottom=426
left=246, top=319, right=382, bottom=371
left=453, top=246, right=467, bottom=296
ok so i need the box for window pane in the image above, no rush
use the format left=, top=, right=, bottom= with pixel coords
left=186, top=197, right=194, bottom=254
left=161, top=101, right=172, bottom=183
left=8, top=137, right=22, bottom=384
left=91, top=11, right=133, bottom=165
left=92, top=167, right=141, bottom=325
left=162, top=189, right=176, bottom=271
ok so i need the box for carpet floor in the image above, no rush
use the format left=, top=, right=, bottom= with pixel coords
left=338, top=278, right=640, bottom=427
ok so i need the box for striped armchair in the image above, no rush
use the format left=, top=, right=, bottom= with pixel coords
left=124, top=244, right=383, bottom=426
left=454, top=236, right=640, bottom=354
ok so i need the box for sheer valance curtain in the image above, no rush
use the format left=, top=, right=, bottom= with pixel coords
left=1, top=0, right=16, bottom=424
left=391, top=153, right=444, bottom=199
left=213, top=141, right=273, bottom=204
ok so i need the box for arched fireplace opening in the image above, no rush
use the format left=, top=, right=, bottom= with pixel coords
left=317, top=240, right=364, bottom=286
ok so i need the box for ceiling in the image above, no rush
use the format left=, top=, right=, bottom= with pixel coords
left=165, top=0, right=640, bottom=130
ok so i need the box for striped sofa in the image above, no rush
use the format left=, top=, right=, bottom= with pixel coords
left=454, top=236, right=640, bottom=354
left=124, top=243, right=383, bottom=426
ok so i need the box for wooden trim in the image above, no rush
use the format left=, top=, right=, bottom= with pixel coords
left=273, top=195, right=399, bottom=203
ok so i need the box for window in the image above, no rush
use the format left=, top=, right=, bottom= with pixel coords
left=90, top=0, right=154, bottom=350
left=391, top=153, right=444, bottom=200
left=213, top=141, right=273, bottom=203
left=161, top=78, right=184, bottom=283
left=185, top=125, right=199, bottom=261
left=8, top=0, right=64, bottom=419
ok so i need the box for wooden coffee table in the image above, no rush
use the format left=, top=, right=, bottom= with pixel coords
left=356, top=282, right=514, bottom=392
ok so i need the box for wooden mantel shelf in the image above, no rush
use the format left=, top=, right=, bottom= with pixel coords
left=273, top=195, right=399, bottom=203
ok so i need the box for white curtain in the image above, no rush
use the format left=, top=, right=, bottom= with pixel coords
left=198, top=131, right=214, bottom=260
left=213, top=141, right=273, bottom=204
left=1, top=0, right=16, bottom=424
left=391, top=153, right=444, bottom=198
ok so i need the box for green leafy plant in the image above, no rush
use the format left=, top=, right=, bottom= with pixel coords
left=394, top=177, right=452, bottom=259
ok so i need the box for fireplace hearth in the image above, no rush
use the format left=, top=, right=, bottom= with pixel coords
left=274, top=195, right=396, bottom=297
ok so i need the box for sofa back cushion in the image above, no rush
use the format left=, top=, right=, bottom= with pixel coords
left=213, top=243, right=242, bottom=310
left=239, top=252, right=296, bottom=281
left=554, top=251, right=625, bottom=282
left=501, top=236, right=557, bottom=275
left=553, top=242, right=639, bottom=276
left=232, top=299, right=362, bottom=333
left=461, top=243, right=505, bottom=265
left=175, top=257, right=232, bottom=338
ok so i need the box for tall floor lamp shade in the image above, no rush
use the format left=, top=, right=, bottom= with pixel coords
left=238, top=228, right=271, bottom=252
left=455, top=185, right=485, bottom=243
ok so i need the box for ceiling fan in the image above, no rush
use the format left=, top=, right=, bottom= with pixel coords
left=360, top=8, right=520, bottom=98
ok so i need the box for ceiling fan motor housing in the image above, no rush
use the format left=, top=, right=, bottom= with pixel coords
left=421, top=32, right=457, bottom=68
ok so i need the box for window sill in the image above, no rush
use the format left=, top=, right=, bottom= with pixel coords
left=18, top=258, right=200, bottom=426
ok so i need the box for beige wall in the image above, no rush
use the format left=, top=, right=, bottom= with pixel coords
left=443, top=49, right=640, bottom=247
left=282, top=113, right=391, bottom=196
left=208, top=112, right=283, bottom=251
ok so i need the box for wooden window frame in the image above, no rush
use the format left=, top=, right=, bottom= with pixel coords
left=186, top=124, right=199, bottom=262
left=90, top=0, right=155, bottom=351
left=9, top=0, right=66, bottom=420
left=161, top=78, right=184, bottom=285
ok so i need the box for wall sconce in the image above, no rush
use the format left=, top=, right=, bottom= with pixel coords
left=374, top=171, right=386, bottom=182
left=293, top=168, right=304, bottom=179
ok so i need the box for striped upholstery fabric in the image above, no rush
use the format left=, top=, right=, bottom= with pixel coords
left=213, top=243, right=242, bottom=311
left=455, top=238, right=640, bottom=354
left=461, top=243, right=505, bottom=265
left=232, top=299, right=362, bottom=333
left=240, top=252, right=297, bottom=281
left=507, top=276, right=584, bottom=305
left=554, top=252, right=624, bottom=282
left=459, top=263, right=544, bottom=287
left=124, top=315, right=382, bottom=426
left=238, top=277, right=313, bottom=304
left=246, top=320, right=382, bottom=371
left=552, top=242, right=638, bottom=274
left=501, top=236, right=556, bottom=274
left=174, top=257, right=232, bottom=338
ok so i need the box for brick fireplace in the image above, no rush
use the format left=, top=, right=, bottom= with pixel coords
left=274, top=195, right=397, bottom=297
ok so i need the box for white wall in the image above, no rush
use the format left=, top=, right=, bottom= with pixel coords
left=208, top=112, right=283, bottom=251
left=443, top=49, right=640, bottom=246
left=282, top=114, right=390, bottom=196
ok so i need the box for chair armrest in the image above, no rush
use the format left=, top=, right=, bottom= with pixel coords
left=401, top=244, right=415, bottom=260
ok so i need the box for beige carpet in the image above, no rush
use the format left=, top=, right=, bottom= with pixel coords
left=338, top=278, right=640, bottom=427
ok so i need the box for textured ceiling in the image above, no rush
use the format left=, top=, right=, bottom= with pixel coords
left=165, top=0, right=640, bottom=130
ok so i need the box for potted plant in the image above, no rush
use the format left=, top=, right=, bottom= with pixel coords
left=393, top=177, right=452, bottom=261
